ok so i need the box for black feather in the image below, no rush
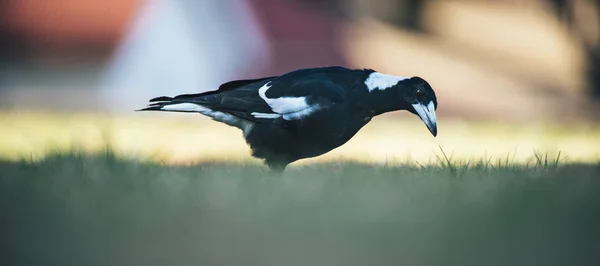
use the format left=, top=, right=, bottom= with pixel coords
left=158, top=76, right=278, bottom=101
left=135, top=106, right=163, bottom=111
left=218, top=76, right=277, bottom=92
left=149, top=96, right=173, bottom=102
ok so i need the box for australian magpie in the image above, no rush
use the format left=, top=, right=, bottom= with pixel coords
left=138, top=66, right=438, bottom=172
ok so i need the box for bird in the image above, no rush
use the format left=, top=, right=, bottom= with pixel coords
left=137, top=66, right=438, bottom=173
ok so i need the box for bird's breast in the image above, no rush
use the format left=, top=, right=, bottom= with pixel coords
left=289, top=107, right=371, bottom=148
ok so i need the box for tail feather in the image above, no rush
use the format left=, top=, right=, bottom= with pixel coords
left=149, top=96, right=174, bottom=102
left=138, top=92, right=215, bottom=112
left=137, top=93, right=255, bottom=133
left=136, top=96, right=210, bottom=113
left=136, top=99, right=167, bottom=111
left=135, top=105, right=165, bottom=112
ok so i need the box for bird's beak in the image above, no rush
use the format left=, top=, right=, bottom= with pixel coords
left=412, top=101, right=437, bottom=137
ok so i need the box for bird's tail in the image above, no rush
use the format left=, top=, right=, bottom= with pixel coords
left=136, top=96, right=206, bottom=113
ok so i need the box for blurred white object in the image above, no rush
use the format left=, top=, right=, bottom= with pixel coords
left=100, top=0, right=270, bottom=111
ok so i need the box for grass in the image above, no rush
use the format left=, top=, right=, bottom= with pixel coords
left=2, top=151, right=599, bottom=266
left=434, top=146, right=566, bottom=176
left=1, top=111, right=600, bottom=165
left=1, top=111, right=599, bottom=265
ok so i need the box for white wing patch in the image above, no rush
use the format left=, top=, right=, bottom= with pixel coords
left=161, top=103, right=254, bottom=136
left=258, top=82, right=320, bottom=120
left=365, top=72, right=409, bottom=92
left=251, top=112, right=281, bottom=119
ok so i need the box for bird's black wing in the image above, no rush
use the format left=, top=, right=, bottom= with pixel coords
left=255, top=73, right=349, bottom=121
left=139, top=67, right=353, bottom=123
left=138, top=77, right=277, bottom=122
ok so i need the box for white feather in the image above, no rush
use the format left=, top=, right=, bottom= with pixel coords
left=364, top=72, right=409, bottom=92
left=162, top=103, right=254, bottom=135
left=160, top=103, right=211, bottom=112
left=258, top=82, right=320, bottom=120
left=251, top=112, right=282, bottom=119
left=282, top=107, right=320, bottom=120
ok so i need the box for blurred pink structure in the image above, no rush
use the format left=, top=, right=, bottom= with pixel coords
left=1, top=0, right=598, bottom=122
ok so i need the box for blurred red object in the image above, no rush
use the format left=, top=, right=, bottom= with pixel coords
left=1, top=0, right=140, bottom=61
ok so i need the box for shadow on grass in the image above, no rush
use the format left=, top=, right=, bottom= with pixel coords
left=1, top=152, right=599, bottom=266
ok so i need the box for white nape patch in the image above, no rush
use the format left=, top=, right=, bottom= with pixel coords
left=162, top=103, right=254, bottom=136
left=251, top=112, right=281, bottom=119
left=364, top=72, right=409, bottom=92
left=258, top=82, right=320, bottom=120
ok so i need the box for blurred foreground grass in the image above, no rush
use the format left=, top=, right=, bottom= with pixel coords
left=1, top=111, right=599, bottom=166
left=1, top=153, right=599, bottom=266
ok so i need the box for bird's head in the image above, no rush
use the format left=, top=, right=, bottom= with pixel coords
left=402, top=77, right=438, bottom=137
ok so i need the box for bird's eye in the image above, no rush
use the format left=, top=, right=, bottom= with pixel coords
left=415, top=89, right=425, bottom=100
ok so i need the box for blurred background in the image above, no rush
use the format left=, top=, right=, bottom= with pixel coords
left=1, top=0, right=599, bottom=165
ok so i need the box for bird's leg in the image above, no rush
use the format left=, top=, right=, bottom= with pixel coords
left=269, top=164, right=287, bottom=175
left=266, top=160, right=288, bottom=175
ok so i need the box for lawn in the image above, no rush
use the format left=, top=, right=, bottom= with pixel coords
left=1, top=111, right=599, bottom=265
left=1, top=111, right=599, bottom=165
left=1, top=153, right=599, bottom=266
